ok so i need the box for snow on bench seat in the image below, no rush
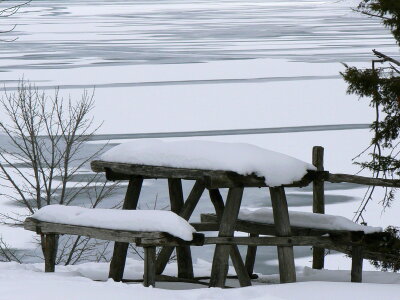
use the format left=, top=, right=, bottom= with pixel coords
left=31, top=205, right=196, bottom=241
left=238, top=208, right=382, bottom=234
left=100, top=139, right=316, bottom=187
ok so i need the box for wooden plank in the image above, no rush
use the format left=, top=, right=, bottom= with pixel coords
left=156, top=180, right=205, bottom=275
left=168, top=178, right=194, bottom=279
left=204, top=236, right=341, bottom=247
left=312, top=146, right=325, bottom=270
left=44, top=234, right=57, bottom=272
left=24, top=218, right=167, bottom=242
left=91, top=160, right=315, bottom=188
left=144, top=246, right=156, bottom=287
left=270, top=187, right=296, bottom=283
left=26, top=217, right=203, bottom=246
left=200, top=213, right=361, bottom=236
left=109, top=177, right=143, bottom=282
left=245, top=233, right=258, bottom=276
left=122, top=275, right=232, bottom=288
left=209, top=187, right=244, bottom=288
left=327, top=173, right=400, bottom=188
left=137, top=233, right=204, bottom=247
left=191, top=222, right=220, bottom=231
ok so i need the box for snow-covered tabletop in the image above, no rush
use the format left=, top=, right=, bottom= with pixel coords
left=238, top=208, right=382, bottom=234
left=31, top=205, right=196, bottom=241
left=100, top=139, right=316, bottom=187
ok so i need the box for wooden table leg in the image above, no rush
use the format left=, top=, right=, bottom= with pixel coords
left=209, top=189, right=225, bottom=219
left=209, top=188, right=251, bottom=287
left=44, top=234, right=58, bottom=272
left=143, top=246, right=156, bottom=287
left=230, top=245, right=252, bottom=286
left=269, top=187, right=296, bottom=283
left=109, top=177, right=143, bottom=282
left=209, top=187, right=244, bottom=287
left=351, top=232, right=364, bottom=283
left=167, top=178, right=195, bottom=279
left=209, top=189, right=251, bottom=287
left=351, top=246, right=363, bottom=283
left=245, top=233, right=258, bottom=276
left=156, top=180, right=205, bottom=275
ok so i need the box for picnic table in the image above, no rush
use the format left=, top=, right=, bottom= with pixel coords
left=24, top=140, right=396, bottom=288
left=88, top=139, right=320, bottom=287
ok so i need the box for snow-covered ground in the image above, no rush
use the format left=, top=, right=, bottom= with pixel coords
left=1, top=259, right=400, bottom=300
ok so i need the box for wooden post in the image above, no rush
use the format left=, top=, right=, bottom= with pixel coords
left=155, top=180, right=205, bottom=275
left=209, top=187, right=244, bottom=288
left=143, top=246, right=156, bottom=287
left=351, top=232, right=364, bottom=283
left=312, top=146, right=325, bottom=269
left=245, top=233, right=258, bottom=276
left=44, top=234, right=58, bottom=272
left=168, top=178, right=194, bottom=279
left=351, top=246, right=363, bottom=283
left=109, top=177, right=143, bottom=281
left=270, top=187, right=296, bottom=283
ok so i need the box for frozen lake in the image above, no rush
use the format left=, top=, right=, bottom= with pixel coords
left=0, top=0, right=398, bottom=275
left=0, top=0, right=395, bottom=67
left=0, top=0, right=396, bottom=134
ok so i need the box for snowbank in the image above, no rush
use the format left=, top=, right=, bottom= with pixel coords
left=100, top=139, right=316, bottom=187
left=238, top=208, right=382, bottom=234
left=31, top=205, right=196, bottom=241
left=1, top=261, right=400, bottom=300
left=258, top=266, right=400, bottom=285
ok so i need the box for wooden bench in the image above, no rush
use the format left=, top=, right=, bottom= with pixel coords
left=24, top=215, right=204, bottom=287
left=198, top=212, right=390, bottom=283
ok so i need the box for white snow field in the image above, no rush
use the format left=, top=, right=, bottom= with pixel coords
left=101, top=139, right=316, bottom=186
left=32, top=205, right=196, bottom=241
left=0, top=260, right=400, bottom=300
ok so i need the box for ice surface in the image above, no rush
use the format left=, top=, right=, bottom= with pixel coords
left=100, top=139, right=316, bottom=187
left=31, top=205, right=196, bottom=241
left=239, top=207, right=382, bottom=234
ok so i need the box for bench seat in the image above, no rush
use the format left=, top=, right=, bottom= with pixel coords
left=24, top=205, right=205, bottom=287
left=199, top=210, right=391, bottom=283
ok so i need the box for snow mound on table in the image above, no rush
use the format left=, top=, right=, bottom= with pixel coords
left=31, top=205, right=196, bottom=241
left=100, top=139, right=316, bottom=187
left=239, top=208, right=382, bottom=234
